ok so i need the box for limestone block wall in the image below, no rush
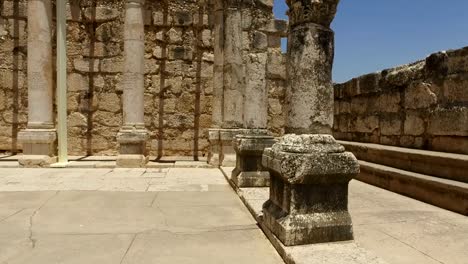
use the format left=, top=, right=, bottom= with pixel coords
left=0, top=0, right=287, bottom=157
left=334, top=47, right=468, bottom=154
left=0, top=0, right=28, bottom=153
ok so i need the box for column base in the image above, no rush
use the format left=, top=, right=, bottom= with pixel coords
left=208, top=128, right=248, bottom=167
left=262, top=134, right=360, bottom=246
left=18, top=155, right=58, bottom=168
left=18, top=129, right=57, bottom=168
left=116, top=154, right=149, bottom=168
left=117, top=128, right=148, bottom=168
left=231, top=130, right=276, bottom=187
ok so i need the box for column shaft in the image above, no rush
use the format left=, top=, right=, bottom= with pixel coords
left=117, top=0, right=148, bottom=167
left=27, top=0, right=54, bottom=128
left=122, top=0, right=145, bottom=127
left=212, top=0, right=224, bottom=128
left=18, top=0, right=57, bottom=167
left=222, top=3, right=244, bottom=128
left=285, top=23, right=334, bottom=134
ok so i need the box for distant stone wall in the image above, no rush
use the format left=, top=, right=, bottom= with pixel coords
left=0, top=0, right=287, bottom=157
left=334, top=47, right=468, bottom=154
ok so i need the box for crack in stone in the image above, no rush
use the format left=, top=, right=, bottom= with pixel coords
left=149, top=193, right=159, bottom=207
left=119, top=233, right=137, bottom=264
left=378, top=229, right=445, bottom=264
left=0, top=208, right=25, bottom=223
left=28, top=191, right=60, bottom=249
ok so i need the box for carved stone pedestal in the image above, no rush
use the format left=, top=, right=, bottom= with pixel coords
left=208, top=128, right=247, bottom=167
left=262, top=134, right=359, bottom=246
left=231, top=130, right=275, bottom=187
left=18, top=129, right=57, bottom=167
left=116, top=128, right=148, bottom=168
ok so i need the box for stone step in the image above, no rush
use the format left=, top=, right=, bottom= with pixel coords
left=339, top=141, right=468, bottom=183
left=358, top=160, right=468, bottom=215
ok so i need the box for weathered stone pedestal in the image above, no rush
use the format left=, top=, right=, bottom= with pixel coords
left=116, top=128, right=148, bottom=168
left=231, top=130, right=275, bottom=187
left=262, top=134, right=359, bottom=246
left=18, top=129, right=57, bottom=167
left=208, top=128, right=247, bottom=167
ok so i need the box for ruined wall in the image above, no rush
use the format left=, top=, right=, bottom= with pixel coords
left=0, top=0, right=287, bottom=157
left=334, top=47, right=468, bottom=154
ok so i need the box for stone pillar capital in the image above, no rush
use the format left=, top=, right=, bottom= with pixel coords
left=287, top=0, right=339, bottom=27
left=126, top=0, right=145, bottom=5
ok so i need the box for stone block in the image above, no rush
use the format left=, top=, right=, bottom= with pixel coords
left=74, top=58, right=100, bottom=73
left=262, top=134, right=359, bottom=246
left=168, top=46, right=192, bottom=61
left=404, top=112, right=425, bottom=136
left=428, top=107, right=468, bottom=136
left=378, top=92, right=401, bottom=113
left=95, top=22, right=122, bottom=42
left=442, top=75, right=468, bottom=103
left=68, top=112, right=87, bottom=127
left=68, top=73, right=89, bottom=91
left=405, top=82, right=437, bottom=109
left=382, top=61, right=425, bottom=88
left=83, top=7, right=120, bottom=23
left=356, top=72, right=381, bottom=95
left=354, top=115, right=378, bottom=133
left=100, top=58, right=123, bottom=73
left=98, top=93, right=121, bottom=113
left=380, top=117, right=402, bottom=136
left=252, top=31, right=268, bottom=50
left=232, top=131, right=276, bottom=187
left=266, top=51, right=286, bottom=80
left=173, top=11, right=192, bottom=26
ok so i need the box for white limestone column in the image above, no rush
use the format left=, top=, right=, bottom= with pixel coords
left=18, top=0, right=57, bottom=167
left=117, top=0, right=148, bottom=167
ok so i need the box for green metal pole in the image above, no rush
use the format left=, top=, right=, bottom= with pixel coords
left=56, top=0, right=68, bottom=165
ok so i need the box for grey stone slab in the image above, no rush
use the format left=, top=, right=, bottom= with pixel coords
left=0, top=208, right=35, bottom=235
left=152, top=204, right=257, bottom=233
left=0, top=233, right=32, bottom=263
left=32, top=205, right=166, bottom=235
left=374, top=221, right=468, bottom=264
left=353, top=227, right=443, bottom=264
left=122, top=230, right=284, bottom=264
left=0, top=191, right=57, bottom=209
left=5, top=234, right=133, bottom=264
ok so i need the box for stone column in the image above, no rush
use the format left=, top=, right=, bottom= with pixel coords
left=231, top=47, right=275, bottom=187
left=18, top=0, right=57, bottom=167
left=262, top=0, right=360, bottom=246
left=117, top=0, right=148, bottom=167
left=208, top=0, right=246, bottom=167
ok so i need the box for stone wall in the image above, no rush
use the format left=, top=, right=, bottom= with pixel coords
left=0, top=0, right=28, bottom=154
left=334, top=47, right=468, bottom=154
left=0, top=0, right=287, bottom=157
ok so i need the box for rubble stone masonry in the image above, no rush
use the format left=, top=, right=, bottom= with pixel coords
left=334, top=47, right=468, bottom=154
left=0, top=0, right=287, bottom=157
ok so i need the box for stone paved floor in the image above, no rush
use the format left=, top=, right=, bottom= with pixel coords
left=1, top=167, right=467, bottom=264
left=0, top=168, right=284, bottom=264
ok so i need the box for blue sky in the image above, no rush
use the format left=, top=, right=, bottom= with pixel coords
left=273, top=0, right=468, bottom=83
